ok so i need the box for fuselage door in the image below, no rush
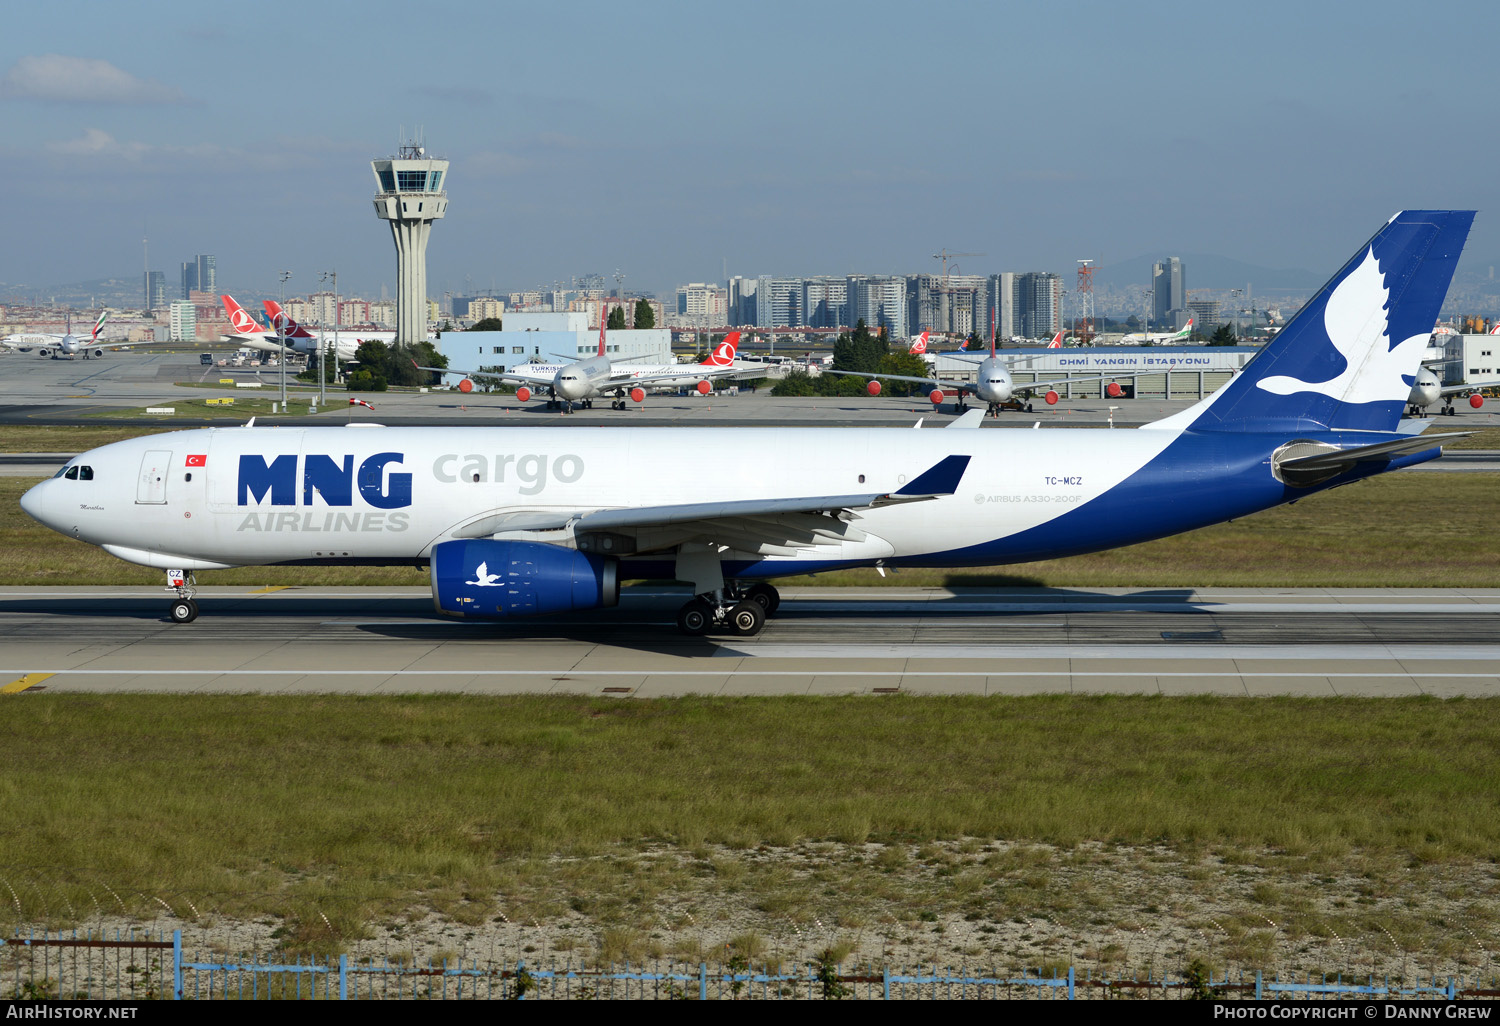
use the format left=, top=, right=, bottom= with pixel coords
left=136, top=450, right=172, bottom=504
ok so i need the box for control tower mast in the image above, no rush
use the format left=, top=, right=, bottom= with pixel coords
left=371, top=139, right=448, bottom=344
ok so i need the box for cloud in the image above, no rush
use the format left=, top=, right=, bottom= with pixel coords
left=47, top=128, right=150, bottom=159
left=0, top=55, right=184, bottom=104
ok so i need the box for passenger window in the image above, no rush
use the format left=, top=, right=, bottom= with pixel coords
left=79, top=466, right=93, bottom=481
left=64, top=466, right=79, bottom=480
left=185, top=472, right=193, bottom=482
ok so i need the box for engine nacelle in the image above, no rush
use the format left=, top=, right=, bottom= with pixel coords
left=431, top=539, right=618, bottom=619
left=1471, top=394, right=1485, bottom=409
left=516, top=386, right=531, bottom=402
left=1106, top=382, right=1123, bottom=398
left=696, top=380, right=711, bottom=395
left=928, top=389, right=944, bottom=406
left=630, top=387, right=645, bottom=403
left=866, top=380, right=882, bottom=396
left=458, top=378, right=474, bottom=393
left=1044, top=390, right=1059, bottom=405
left=92, top=349, right=104, bottom=358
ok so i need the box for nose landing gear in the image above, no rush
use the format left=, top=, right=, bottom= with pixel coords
left=165, top=569, right=198, bottom=623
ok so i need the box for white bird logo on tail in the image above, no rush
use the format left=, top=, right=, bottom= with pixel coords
left=1257, top=246, right=1429, bottom=406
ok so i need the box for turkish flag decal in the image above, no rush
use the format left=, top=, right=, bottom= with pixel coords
left=186, top=454, right=207, bottom=467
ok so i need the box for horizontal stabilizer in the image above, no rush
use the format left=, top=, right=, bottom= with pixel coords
left=945, top=410, right=986, bottom=429
left=1275, top=432, right=1467, bottom=486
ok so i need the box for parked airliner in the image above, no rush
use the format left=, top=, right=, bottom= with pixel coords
left=20, top=211, right=1472, bottom=638
left=2, top=312, right=115, bottom=359
left=826, top=331, right=1124, bottom=415
left=428, top=321, right=751, bottom=412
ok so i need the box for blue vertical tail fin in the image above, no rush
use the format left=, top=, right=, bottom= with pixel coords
left=1150, top=210, right=1474, bottom=434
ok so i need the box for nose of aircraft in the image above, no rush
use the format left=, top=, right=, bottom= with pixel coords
left=19, top=479, right=52, bottom=526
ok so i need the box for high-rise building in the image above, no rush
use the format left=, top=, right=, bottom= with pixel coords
left=675, top=283, right=727, bottom=324
left=909, top=274, right=987, bottom=337
left=1016, top=272, right=1063, bottom=340
left=846, top=275, right=908, bottom=339
left=143, top=271, right=166, bottom=311
left=1152, top=257, right=1185, bottom=324
left=1186, top=298, right=1221, bottom=334
left=168, top=300, right=197, bottom=341
left=754, top=276, right=800, bottom=328
left=180, top=255, right=215, bottom=299
left=372, top=141, right=449, bottom=343
left=987, top=273, right=1020, bottom=340
left=801, top=277, right=847, bottom=329
left=727, top=276, right=758, bottom=326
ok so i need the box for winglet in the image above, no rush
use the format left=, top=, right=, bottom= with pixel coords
left=895, top=454, right=971, bottom=496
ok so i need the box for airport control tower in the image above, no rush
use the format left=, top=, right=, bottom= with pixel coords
left=372, top=142, right=448, bottom=344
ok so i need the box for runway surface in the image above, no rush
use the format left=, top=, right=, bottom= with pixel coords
left=4, top=586, right=1499, bottom=697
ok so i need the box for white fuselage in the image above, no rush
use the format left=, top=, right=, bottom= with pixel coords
left=19, top=424, right=1180, bottom=572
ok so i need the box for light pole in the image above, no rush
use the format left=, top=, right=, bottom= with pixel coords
left=1230, top=288, right=1243, bottom=340
left=319, top=270, right=338, bottom=404
left=1142, top=290, right=1153, bottom=340
left=278, top=270, right=291, bottom=409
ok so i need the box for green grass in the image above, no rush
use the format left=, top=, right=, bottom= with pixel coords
left=4, top=471, right=1495, bottom=588
left=3, top=693, right=1499, bottom=953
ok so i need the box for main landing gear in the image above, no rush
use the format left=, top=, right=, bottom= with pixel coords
left=675, top=583, right=780, bottom=637
left=166, top=569, right=198, bottom=623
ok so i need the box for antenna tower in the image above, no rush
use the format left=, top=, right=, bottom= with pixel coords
left=1075, top=259, right=1095, bottom=343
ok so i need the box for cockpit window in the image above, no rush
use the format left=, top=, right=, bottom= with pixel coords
left=52, top=465, right=69, bottom=479
left=64, top=466, right=79, bottom=480
left=78, top=466, right=93, bottom=481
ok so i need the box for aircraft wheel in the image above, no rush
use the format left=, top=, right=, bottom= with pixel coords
left=1026, top=403, right=1034, bottom=412
left=726, top=601, right=765, bottom=637
left=169, top=599, right=199, bottom=624
left=676, top=599, right=713, bottom=636
left=744, top=583, right=780, bottom=617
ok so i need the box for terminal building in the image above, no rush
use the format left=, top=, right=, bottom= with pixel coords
left=454, top=311, right=672, bottom=377
left=931, top=346, right=1258, bottom=400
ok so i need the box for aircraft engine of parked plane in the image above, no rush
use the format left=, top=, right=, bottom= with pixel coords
left=431, top=539, right=618, bottom=618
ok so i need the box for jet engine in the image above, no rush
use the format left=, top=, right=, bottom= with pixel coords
left=866, top=380, right=882, bottom=396
left=1044, top=390, right=1059, bottom=405
left=1106, top=382, right=1123, bottom=398
left=516, top=386, right=531, bottom=402
left=630, top=387, right=645, bottom=403
left=1471, top=394, right=1485, bottom=409
left=696, top=380, right=711, bottom=395
left=431, top=539, right=618, bottom=618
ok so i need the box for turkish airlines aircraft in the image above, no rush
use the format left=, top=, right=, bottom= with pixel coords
left=21, top=211, right=1473, bottom=639
left=430, top=324, right=750, bottom=412
left=826, top=329, right=1123, bottom=415
left=2, top=312, right=113, bottom=359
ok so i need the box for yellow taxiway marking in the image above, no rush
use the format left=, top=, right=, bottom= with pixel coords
left=247, top=586, right=292, bottom=594
left=3, top=673, right=53, bottom=694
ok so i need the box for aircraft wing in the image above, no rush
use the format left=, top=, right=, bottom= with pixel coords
left=453, top=455, right=973, bottom=557
left=606, top=362, right=754, bottom=386
left=1023, top=373, right=1126, bottom=392
left=1440, top=380, right=1500, bottom=396
left=414, top=361, right=556, bottom=388
left=821, top=368, right=974, bottom=393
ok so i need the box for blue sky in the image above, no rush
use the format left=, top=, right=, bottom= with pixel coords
left=2, top=0, right=1496, bottom=300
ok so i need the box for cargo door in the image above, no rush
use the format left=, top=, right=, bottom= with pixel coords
left=136, top=450, right=171, bottom=504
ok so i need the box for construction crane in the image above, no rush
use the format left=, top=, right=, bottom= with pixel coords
left=930, top=250, right=985, bottom=335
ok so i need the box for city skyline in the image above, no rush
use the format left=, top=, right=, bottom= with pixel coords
left=2, top=1, right=1498, bottom=302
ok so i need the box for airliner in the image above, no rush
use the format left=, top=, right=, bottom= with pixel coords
left=1406, top=366, right=1500, bottom=416
left=20, top=211, right=1472, bottom=639
left=825, top=330, right=1123, bottom=415
left=429, top=322, right=750, bottom=412
left=2, top=312, right=113, bottom=359
left=1117, top=318, right=1194, bottom=345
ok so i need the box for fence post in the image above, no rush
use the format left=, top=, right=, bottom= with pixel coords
left=1068, top=965, right=1074, bottom=1000
left=339, top=954, right=348, bottom=1000
left=172, top=930, right=182, bottom=1000
left=700, top=962, right=707, bottom=1001
left=883, top=966, right=890, bottom=1001
left=1255, top=970, right=1262, bottom=1001
left=1448, top=977, right=1456, bottom=1001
